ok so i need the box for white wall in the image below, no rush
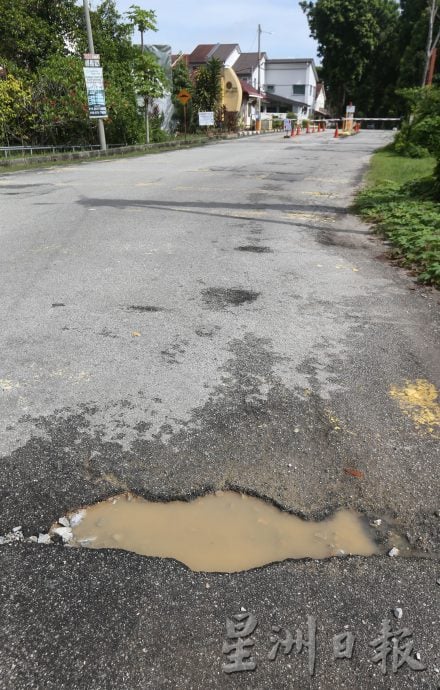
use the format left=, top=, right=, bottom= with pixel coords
left=315, top=88, right=325, bottom=113
left=265, top=60, right=317, bottom=115
left=224, top=47, right=241, bottom=68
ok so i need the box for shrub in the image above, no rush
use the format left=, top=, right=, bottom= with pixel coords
left=355, top=181, right=440, bottom=286
left=394, top=87, right=440, bottom=196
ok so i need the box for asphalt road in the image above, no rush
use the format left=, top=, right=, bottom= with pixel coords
left=0, top=131, right=439, bottom=688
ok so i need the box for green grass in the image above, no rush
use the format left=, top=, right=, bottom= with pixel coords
left=366, top=149, right=436, bottom=187
left=355, top=149, right=440, bottom=287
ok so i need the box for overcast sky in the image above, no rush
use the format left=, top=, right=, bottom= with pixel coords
left=108, top=0, right=318, bottom=60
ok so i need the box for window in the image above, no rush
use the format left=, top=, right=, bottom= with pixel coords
left=293, top=84, right=305, bottom=95
left=265, top=84, right=275, bottom=93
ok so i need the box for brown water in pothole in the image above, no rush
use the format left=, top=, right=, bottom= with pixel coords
left=67, top=492, right=378, bottom=572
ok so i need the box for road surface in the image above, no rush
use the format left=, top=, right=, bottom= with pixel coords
left=0, top=131, right=439, bottom=688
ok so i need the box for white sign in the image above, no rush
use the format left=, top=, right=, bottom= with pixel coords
left=346, top=105, right=355, bottom=114
left=198, top=111, right=215, bottom=127
left=83, top=67, right=107, bottom=119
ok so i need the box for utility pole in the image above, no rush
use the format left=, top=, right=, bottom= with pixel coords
left=257, top=23, right=261, bottom=132
left=83, top=0, right=107, bottom=151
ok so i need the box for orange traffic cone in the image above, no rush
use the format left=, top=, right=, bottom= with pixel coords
left=306, top=123, right=310, bottom=134
left=297, top=125, right=301, bottom=135
left=290, top=125, right=295, bottom=137
left=334, top=125, right=339, bottom=138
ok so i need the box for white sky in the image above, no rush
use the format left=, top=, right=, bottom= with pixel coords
left=107, top=0, right=318, bottom=60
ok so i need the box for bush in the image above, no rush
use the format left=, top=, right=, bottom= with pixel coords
left=394, top=87, right=440, bottom=196
left=355, top=181, right=440, bottom=286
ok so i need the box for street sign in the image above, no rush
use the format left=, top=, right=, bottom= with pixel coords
left=177, top=88, right=191, bottom=105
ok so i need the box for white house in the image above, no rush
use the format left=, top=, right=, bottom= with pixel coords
left=314, top=82, right=327, bottom=115
left=188, top=44, right=241, bottom=71
left=232, top=52, right=267, bottom=93
left=264, top=58, right=320, bottom=118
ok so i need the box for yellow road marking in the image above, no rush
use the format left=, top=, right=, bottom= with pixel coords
left=390, top=379, right=440, bottom=433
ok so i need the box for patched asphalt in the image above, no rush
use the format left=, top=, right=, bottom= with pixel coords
left=0, top=546, right=439, bottom=688
left=0, top=131, right=439, bottom=688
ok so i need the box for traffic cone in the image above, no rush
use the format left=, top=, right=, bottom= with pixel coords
left=297, top=125, right=301, bottom=135
left=334, top=125, right=339, bottom=138
left=290, top=125, right=295, bottom=137
left=306, top=123, right=310, bottom=134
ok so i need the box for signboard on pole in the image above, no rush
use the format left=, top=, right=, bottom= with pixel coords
left=198, top=111, right=215, bottom=127
left=84, top=53, right=101, bottom=68
left=83, top=60, right=107, bottom=119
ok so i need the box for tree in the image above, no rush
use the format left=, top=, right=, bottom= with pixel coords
left=172, top=58, right=193, bottom=131
left=394, top=86, right=440, bottom=196
left=397, top=0, right=439, bottom=89
left=192, top=58, right=222, bottom=127
left=0, top=73, right=33, bottom=145
left=0, top=0, right=81, bottom=71
left=423, top=0, right=440, bottom=84
left=300, top=0, right=400, bottom=114
left=0, top=0, right=161, bottom=146
left=126, top=4, right=157, bottom=51
left=30, top=55, right=93, bottom=145
left=132, top=51, right=168, bottom=143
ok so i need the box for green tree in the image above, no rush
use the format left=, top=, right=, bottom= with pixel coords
left=300, top=0, right=400, bottom=114
left=133, top=51, right=168, bottom=143
left=30, top=55, right=92, bottom=145
left=126, top=4, right=157, bottom=51
left=398, top=0, right=439, bottom=87
left=192, top=58, right=222, bottom=127
left=0, top=0, right=162, bottom=146
left=171, top=58, right=193, bottom=131
left=0, top=0, right=80, bottom=71
left=87, top=0, right=134, bottom=65
left=0, top=72, right=33, bottom=145
left=87, top=1, right=144, bottom=144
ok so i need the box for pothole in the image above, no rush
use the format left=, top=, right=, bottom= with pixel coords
left=202, top=288, right=260, bottom=309
left=235, top=245, right=273, bottom=253
left=50, top=491, right=378, bottom=572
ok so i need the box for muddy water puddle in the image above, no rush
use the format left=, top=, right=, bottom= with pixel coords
left=63, top=491, right=378, bottom=572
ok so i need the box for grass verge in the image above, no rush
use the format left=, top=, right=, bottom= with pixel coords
left=355, top=150, right=440, bottom=287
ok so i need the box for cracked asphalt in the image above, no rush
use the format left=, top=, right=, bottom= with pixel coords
left=0, top=131, right=439, bottom=688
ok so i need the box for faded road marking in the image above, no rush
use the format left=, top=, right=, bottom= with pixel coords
left=390, top=379, right=440, bottom=432
left=0, top=379, right=19, bottom=391
left=286, top=211, right=336, bottom=224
